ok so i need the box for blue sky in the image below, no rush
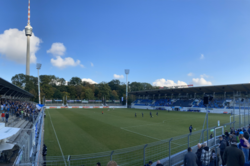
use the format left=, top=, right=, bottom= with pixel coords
left=0, top=0, right=250, bottom=86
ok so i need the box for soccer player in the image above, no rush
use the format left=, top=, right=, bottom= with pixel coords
left=150, top=112, right=152, bottom=118
left=156, top=112, right=158, bottom=116
left=102, top=111, right=103, bottom=114
left=135, top=113, right=137, bottom=117
left=142, top=112, right=144, bottom=117
left=189, top=125, right=193, bottom=133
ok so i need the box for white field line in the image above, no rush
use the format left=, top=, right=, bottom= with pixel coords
left=47, top=110, right=67, bottom=166
left=122, top=120, right=166, bottom=129
left=120, top=127, right=161, bottom=141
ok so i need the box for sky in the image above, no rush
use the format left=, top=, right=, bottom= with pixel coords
left=0, top=0, right=250, bottom=87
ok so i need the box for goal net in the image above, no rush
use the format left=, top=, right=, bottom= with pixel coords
left=230, top=115, right=243, bottom=124
left=214, top=126, right=224, bottom=146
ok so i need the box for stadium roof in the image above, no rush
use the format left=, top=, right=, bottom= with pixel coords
left=0, top=77, right=34, bottom=98
left=129, top=83, right=250, bottom=95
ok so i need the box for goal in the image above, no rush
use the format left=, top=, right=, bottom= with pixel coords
left=214, top=126, right=224, bottom=145
left=230, top=115, right=243, bottom=124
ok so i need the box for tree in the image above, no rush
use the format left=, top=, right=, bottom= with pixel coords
left=108, top=79, right=121, bottom=91
left=84, top=88, right=95, bottom=99
left=110, top=90, right=119, bottom=100
left=68, top=86, right=76, bottom=99
left=75, top=85, right=83, bottom=99
left=69, top=77, right=82, bottom=86
left=98, top=82, right=111, bottom=99
left=11, top=73, right=26, bottom=88
left=53, top=89, right=62, bottom=99
left=41, top=84, right=54, bottom=99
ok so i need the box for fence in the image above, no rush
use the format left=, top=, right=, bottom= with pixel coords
left=41, top=120, right=243, bottom=166
left=13, top=106, right=45, bottom=166
left=13, top=110, right=249, bottom=166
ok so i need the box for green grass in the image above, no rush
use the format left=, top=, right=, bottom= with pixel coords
left=44, top=108, right=231, bottom=166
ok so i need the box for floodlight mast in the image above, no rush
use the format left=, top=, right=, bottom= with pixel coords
left=36, top=63, right=42, bottom=104
left=125, top=69, right=130, bottom=108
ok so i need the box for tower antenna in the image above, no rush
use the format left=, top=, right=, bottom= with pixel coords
left=25, top=0, right=33, bottom=75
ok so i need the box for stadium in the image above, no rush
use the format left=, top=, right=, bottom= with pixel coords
left=1, top=76, right=250, bottom=166
left=1, top=0, right=250, bottom=166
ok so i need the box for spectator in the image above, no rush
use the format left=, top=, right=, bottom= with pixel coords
left=248, top=126, right=250, bottom=135
left=156, top=160, right=163, bottom=166
left=244, top=131, right=249, bottom=140
left=223, top=137, right=244, bottom=166
left=184, top=147, right=197, bottom=166
left=5, top=112, right=9, bottom=123
left=219, top=136, right=226, bottom=166
left=196, top=143, right=202, bottom=166
left=210, top=133, right=213, bottom=139
left=210, top=149, right=220, bottom=166
left=200, top=142, right=211, bottom=166
left=107, top=161, right=117, bottom=166
left=144, top=161, right=152, bottom=166
left=96, top=162, right=101, bottom=166
left=1, top=111, right=5, bottom=121
left=239, top=132, right=250, bottom=163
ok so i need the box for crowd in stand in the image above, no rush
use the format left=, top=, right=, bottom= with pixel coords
left=0, top=99, right=39, bottom=124
left=92, top=160, right=164, bottom=166
left=184, top=126, right=250, bottom=166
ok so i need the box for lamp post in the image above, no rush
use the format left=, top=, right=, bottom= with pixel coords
left=36, top=63, right=42, bottom=104
left=125, top=69, right=130, bottom=108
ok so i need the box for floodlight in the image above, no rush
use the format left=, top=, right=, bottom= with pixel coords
left=36, top=63, right=42, bottom=70
left=125, top=69, right=130, bottom=74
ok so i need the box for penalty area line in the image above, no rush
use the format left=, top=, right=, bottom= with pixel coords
left=120, top=127, right=161, bottom=141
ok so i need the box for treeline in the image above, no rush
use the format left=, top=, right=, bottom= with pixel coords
left=11, top=74, right=159, bottom=104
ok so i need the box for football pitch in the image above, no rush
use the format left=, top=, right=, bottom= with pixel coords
left=44, top=108, right=231, bottom=158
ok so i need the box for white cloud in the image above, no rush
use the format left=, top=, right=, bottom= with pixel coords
left=191, top=77, right=212, bottom=86
left=82, top=78, right=97, bottom=84
left=187, top=73, right=193, bottom=77
left=0, top=28, right=41, bottom=64
left=47, top=43, right=66, bottom=56
left=51, top=56, right=82, bottom=69
left=200, top=54, right=204, bottom=59
left=91, top=62, right=94, bottom=67
left=152, top=78, right=187, bottom=87
left=48, top=42, right=84, bottom=69
left=200, top=74, right=209, bottom=78
left=113, top=74, right=124, bottom=79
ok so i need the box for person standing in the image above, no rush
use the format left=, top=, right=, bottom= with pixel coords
left=5, top=112, right=9, bottom=123
left=135, top=113, right=137, bottom=117
left=219, top=136, right=226, bottom=166
left=189, top=125, right=193, bottom=133
left=196, top=143, right=202, bottom=166
left=142, top=112, right=143, bottom=117
left=150, top=111, right=152, bottom=118
left=156, top=112, right=158, bottom=116
left=239, top=132, right=250, bottom=163
left=184, top=147, right=198, bottom=166
left=223, top=137, right=244, bottom=166
left=200, top=143, right=211, bottom=166
left=1, top=111, right=5, bottom=122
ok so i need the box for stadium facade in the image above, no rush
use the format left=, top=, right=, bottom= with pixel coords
left=129, top=83, right=250, bottom=114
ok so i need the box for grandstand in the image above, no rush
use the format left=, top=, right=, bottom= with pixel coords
left=130, top=83, right=250, bottom=112
left=0, top=77, right=43, bottom=166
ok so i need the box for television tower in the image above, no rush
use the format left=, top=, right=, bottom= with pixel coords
left=25, top=0, right=33, bottom=75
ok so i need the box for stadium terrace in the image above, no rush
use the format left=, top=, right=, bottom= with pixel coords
left=129, top=83, right=250, bottom=111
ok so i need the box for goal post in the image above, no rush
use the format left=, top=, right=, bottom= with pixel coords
left=230, top=115, right=243, bottom=124
left=214, top=126, right=224, bottom=145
